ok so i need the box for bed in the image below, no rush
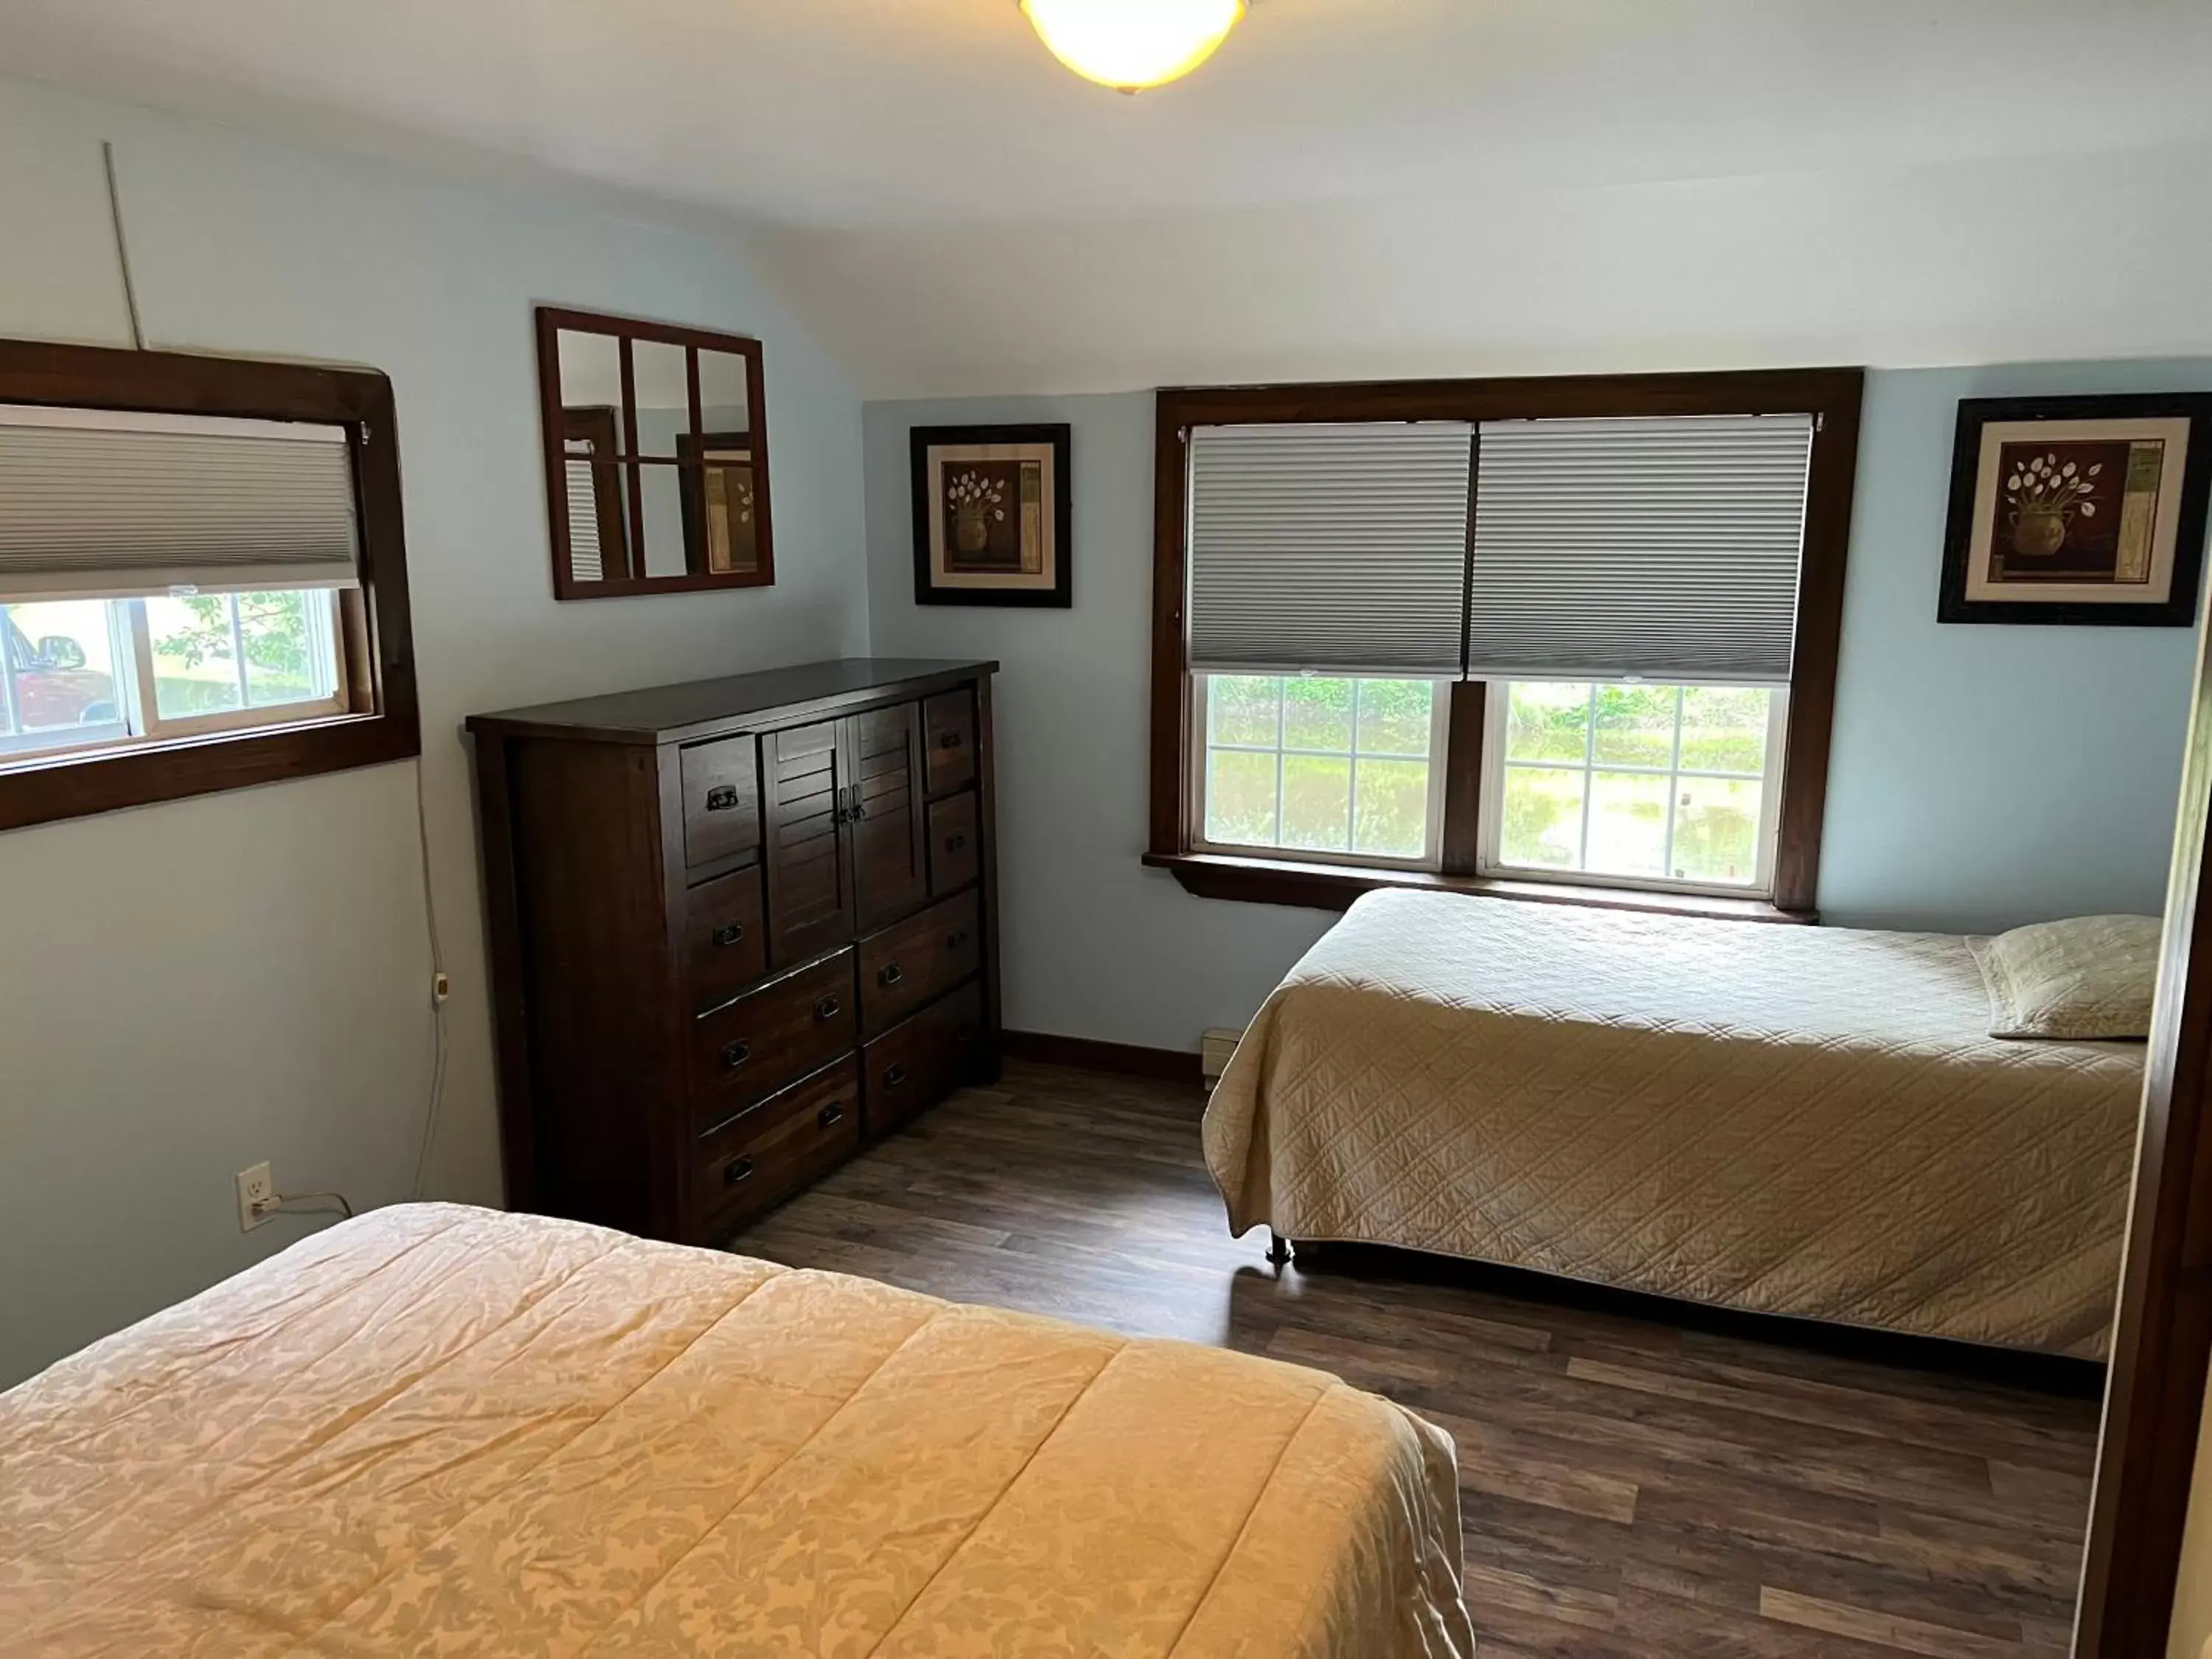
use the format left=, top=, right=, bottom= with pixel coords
left=1206, top=889, right=2145, bottom=1357
left=1, top=1203, right=1472, bottom=1658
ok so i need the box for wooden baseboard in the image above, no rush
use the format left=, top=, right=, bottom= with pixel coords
left=1001, top=1029, right=1205, bottom=1086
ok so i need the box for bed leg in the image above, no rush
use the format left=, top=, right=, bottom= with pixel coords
left=1267, top=1231, right=1292, bottom=1267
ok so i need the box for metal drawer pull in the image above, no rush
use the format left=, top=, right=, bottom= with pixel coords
left=724, top=1155, right=754, bottom=1186
left=939, top=731, right=963, bottom=749
left=813, top=995, right=842, bottom=1021
left=878, top=963, right=903, bottom=987
left=817, top=1101, right=846, bottom=1130
left=946, top=931, right=970, bottom=950
left=883, top=1063, right=908, bottom=1088
left=945, top=833, right=967, bottom=852
left=712, top=923, right=745, bottom=947
left=720, top=1040, right=751, bottom=1071
left=704, top=785, right=741, bottom=813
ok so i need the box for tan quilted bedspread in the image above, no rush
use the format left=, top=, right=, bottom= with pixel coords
left=1, top=1203, right=1472, bottom=1658
left=1206, top=891, right=2144, bottom=1357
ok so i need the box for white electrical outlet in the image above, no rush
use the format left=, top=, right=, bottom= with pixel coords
left=237, top=1162, right=276, bottom=1231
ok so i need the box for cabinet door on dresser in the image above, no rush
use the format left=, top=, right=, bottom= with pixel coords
left=846, top=703, right=930, bottom=933
left=762, top=720, right=857, bottom=967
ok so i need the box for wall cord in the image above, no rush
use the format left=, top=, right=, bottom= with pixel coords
left=100, top=140, right=147, bottom=352
left=411, top=754, right=451, bottom=1200
left=100, top=137, right=442, bottom=1214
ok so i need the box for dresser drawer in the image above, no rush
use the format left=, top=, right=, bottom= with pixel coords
left=862, top=981, right=983, bottom=1141
left=927, top=791, right=978, bottom=898
left=922, top=689, right=975, bottom=797
left=693, top=1058, right=860, bottom=1235
left=681, top=734, right=760, bottom=871
left=684, top=867, right=766, bottom=1011
left=691, top=947, right=855, bottom=1126
left=858, top=890, right=980, bottom=1040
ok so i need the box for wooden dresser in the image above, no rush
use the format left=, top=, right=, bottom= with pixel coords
left=466, top=658, right=1001, bottom=1245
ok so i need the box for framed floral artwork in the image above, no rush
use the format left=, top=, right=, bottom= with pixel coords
left=1938, top=394, right=2212, bottom=626
left=910, top=424, right=1072, bottom=608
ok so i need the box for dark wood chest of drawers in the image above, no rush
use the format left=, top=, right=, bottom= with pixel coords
left=467, top=658, right=1001, bottom=1245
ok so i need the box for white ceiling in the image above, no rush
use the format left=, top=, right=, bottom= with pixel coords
left=3, top=0, right=2211, bottom=231
left=5, top=1, right=2211, bottom=396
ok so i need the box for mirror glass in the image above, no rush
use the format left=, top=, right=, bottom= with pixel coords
left=636, top=464, right=689, bottom=580
left=698, top=351, right=752, bottom=433
left=555, top=330, right=622, bottom=424
left=539, top=310, right=773, bottom=597
left=630, top=339, right=689, bottom=460
left=686, top=352, right=761, bottom=578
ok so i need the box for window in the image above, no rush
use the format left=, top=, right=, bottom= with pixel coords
left=0, top=339, right=417, bottom=834
left=1147, top=370, right=1863, bottom=919
left=1480, top=681, right=1787, bottom=894
left=0, top=589, right=349, bottom=763
left=1194, top=675, right=1447, bottom=866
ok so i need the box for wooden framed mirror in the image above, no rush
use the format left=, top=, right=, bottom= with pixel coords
left=534, top=306, right=773, bottom=599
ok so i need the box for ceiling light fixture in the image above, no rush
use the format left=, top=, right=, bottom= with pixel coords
left=1021, top=0, right=1247, bottom=94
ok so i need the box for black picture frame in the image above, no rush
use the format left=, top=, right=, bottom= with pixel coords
left=1938, top=392, right=2212, bottom=627
left=911, top=423, right=1074, bottom=608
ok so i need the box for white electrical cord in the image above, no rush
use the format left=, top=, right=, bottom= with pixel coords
left=411, top=754, right=451, bottom=1200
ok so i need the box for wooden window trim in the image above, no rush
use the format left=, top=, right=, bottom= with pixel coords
left=0, top=338, right=420, bottom=834
left=1149, top=368, right=1865, bottom=920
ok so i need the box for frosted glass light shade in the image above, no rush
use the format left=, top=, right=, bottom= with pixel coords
left=1021, top=0, right=1247, bottom=92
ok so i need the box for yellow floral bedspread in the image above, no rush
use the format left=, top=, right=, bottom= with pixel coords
left=1, top=1203, right=1472, bottom=1658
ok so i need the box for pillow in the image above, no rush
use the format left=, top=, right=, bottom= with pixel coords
left=1969, top=914, right=2163, bottom=1040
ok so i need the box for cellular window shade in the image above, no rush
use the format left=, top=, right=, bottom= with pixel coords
left=1187, top=421, right=1474, bottom=676
left=1467, top=413, right=1814, bottom=684
left=564, top=443, right=605, bottom=583
left=0, top=405, right=361, bottom=600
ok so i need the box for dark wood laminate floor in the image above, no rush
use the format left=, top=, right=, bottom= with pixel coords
left=729, top=1060, right=2100, bottom=1658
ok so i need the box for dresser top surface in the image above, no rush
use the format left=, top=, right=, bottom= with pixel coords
left=466, top=658, right=998, bottom=743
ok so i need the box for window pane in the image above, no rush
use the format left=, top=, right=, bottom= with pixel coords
left=1282, top=677, right=1353, bottom=751
left=1208, top=675, right=1279, bottom=747
left=1281, top=754, right=1351, bottom=851
left=1591, top=684, right=1677, bottom=768
left=1500, top=765, right=1585, bottom=869
left=1505, top=681, right=1589, bottom=762
left=1205, top=748, right=1279, bottom=846
left=240, top=591, right=335, bottom=709
left=1354, top=757, right=1429, bottom=858
left=146, top=594, right=246, bottom=717
left=1680, top=686, right=1772, bottom=774
left=1356, top=680, right=1433, bottom=757
left=1587, top=771, right=1671, bottom=877
left=1674, top=775, right=1764, bottom=885
left=2, top=600, right=123, bottom=744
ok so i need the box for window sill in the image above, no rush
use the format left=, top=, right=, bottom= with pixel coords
left=0, top=711, right=419, bottom=833
left=1142, top=851, right=1817, bottom=925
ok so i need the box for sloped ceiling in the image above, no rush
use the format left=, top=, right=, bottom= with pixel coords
left=4, top=0, right=2211, bottom=394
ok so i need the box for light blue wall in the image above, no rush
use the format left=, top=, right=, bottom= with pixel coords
left=1820, top=359, right=2205, bottom=931
left=865, top=394, right=1338, bottom=1050
left=0, top=73, right=868, bottom=1387
left=863, top=361, right=2208, bottom=1047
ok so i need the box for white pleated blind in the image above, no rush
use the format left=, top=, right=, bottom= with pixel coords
left=0, top=405, right=361, bottom=600
left=564, top=443, right=605, bottom=583
left=1466, top=414, right=1813, bottom=684
left=1187, top=421, right=1474, bottom=676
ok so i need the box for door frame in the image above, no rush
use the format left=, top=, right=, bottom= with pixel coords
left=2079, top=604, right=2212, bottom=1657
